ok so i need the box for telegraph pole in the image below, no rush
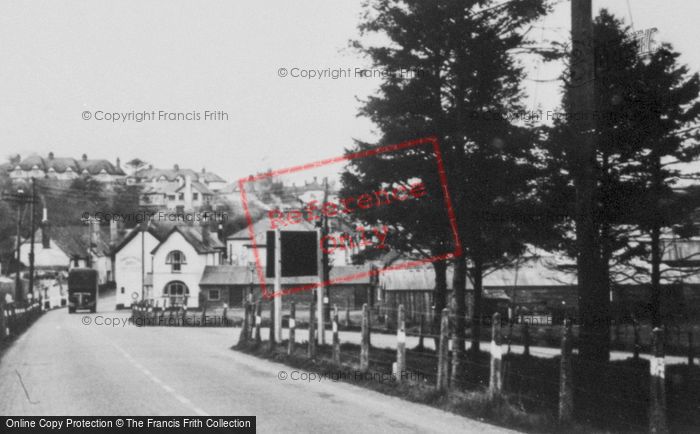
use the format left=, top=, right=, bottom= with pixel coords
left=15, top=198, right=23, bottom=303
left=321, top=177, right=330, bottom=324
left=274, top=227, right=282, bottom=342
left=570, top=0, right=607, bottom=362
left=2, top=186, right=30, bottom=303
left=141, top=218, right=147, bottom=302
left=28, top=178, right=36, bottom=298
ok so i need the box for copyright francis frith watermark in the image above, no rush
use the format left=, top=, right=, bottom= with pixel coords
left=81, top=210, right=228, bottom=223
left=276, top=369, right=427, bottom=384
left=239, top=137, right=462, bottom=299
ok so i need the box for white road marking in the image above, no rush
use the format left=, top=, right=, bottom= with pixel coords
left=111, top=343, right=210, bottom=416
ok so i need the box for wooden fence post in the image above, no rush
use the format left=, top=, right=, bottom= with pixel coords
left=288, top=302, right=296, bottom=355
left=222, top=305, right=228, bottom=326
left=0, top=303, right=6, bottom=340
left=360, top=303, right=370, bottom=373
left=436, top=308, right=450, bottom=391
left=11, top=304, right=17, bottom=335
left=308, top=292, right=317, bottom=359
left=649, top=327, right=668, bottom=434
left=489, top=312, right=503, bottom=399
left=396, top=305, right=406, bottom=382
left=450, top=330, right=463, bottom=389
left=558, top=318, right=574, bottom=424
left=523, top=322, right=530, bottom=356
left=332, top=305, right=340, bottom=366
left=238, top=302, right=249, bottom=345
left=417, top=313, right=425, bottom=351
left=268, top=301, right=276, bottom=350
left=345, top=298, right=350, bottom=328
left=247, top=300, right=255, bottom=340
left=508, top=319, right=513, bottom=354
left=254, top=302, right=262, bottom=343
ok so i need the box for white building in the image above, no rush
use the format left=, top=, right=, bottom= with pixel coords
left=112, top=226, right=165, bottom=309
left=149, top=225, right=224, bottom=308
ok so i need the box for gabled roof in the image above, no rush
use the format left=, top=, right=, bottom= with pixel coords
left=111, top=222, right=173, bottom=255
left=151, top=225, right=224, bottom=255
left=12, top=154, right=125, bottom=176
left=28, top=225, right=120, bottom=259
left=133, top=167, right=225, bottom=184
left=176, top=180, right=213, bottom=195
left=142, top=181, right=181, bottom=195
left=77, top=158, right=125, bottom=176
left=134, top=167, right=200, bottom=182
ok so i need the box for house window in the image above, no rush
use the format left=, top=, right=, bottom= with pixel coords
left=193, top=192, right=199, bottom=200
left=166, top=250, right=187, bottom=272
left=178, top=193, right=184, bottom=200
left=208, top=289, right=220, bottom=301
left=163, top=281, right=189, bottom=307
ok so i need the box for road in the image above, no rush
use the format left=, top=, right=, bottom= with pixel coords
left=0, top=293, right=516, bottom=434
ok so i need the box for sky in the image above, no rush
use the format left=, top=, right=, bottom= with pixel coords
left=1, top=0, right=699, bottom=184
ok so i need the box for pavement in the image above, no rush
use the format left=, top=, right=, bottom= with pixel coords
left=0, top=292, right=518, bottom=433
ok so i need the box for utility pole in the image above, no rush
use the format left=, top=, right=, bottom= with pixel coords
left=28, top=178, right=36, bottom=299
left=570, top=0, right=608, bottom=362
left=321, top=177, right=330, bottom=324
left=2, top=186, right=29, bottom=303
left=274, top=227, right=282, bottom=342
left=141, top=218, right=146, bottom=302
left=15, top=198, right=23, bottom=303
left=313, top=177, right=331, bottom=344
left=316, top=228, right=325, bottom=345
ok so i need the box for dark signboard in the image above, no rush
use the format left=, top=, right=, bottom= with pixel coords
left=266, top=231, right=318, bottom=278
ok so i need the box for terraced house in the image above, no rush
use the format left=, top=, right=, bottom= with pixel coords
left=8, top=152, right=125, bottom=183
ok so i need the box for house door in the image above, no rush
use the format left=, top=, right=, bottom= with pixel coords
left=163, top=281, right=189, bottom=308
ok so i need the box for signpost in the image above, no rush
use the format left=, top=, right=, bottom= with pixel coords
left=266, top=229, right=320, bottom=344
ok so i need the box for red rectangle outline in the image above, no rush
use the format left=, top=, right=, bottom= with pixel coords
left=238, top=137, right=462, bottom=299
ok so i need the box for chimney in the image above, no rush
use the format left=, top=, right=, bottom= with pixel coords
left=173, top=164, right=179, bottom=171
left=116, top=157, right=121, bottom=169
left=117, top=220, right=127, bottom=237
left=90, top=217, right=100, bottom=248
left=110, top=219, right=118, bottom=246
left=184, top=175, right=193, bottom=210
left=82, top=154, right=88, bottom=162
left=41, top=207, right=50, bottom=249
left=48, top=152, right=54, bottom=160
left=202, top=167, right=206, bottom=174
left=201, top=221, right=210, bottom=245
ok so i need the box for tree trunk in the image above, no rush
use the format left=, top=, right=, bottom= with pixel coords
left=432, top=260, right=447, bottom=348
left=471, top=256, right=483, bottom=353
left=650, top=155, right=663, bottom=328
left=570, top=0, right=609, bottom=365
left=650, top=224, right=661, bottom=327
